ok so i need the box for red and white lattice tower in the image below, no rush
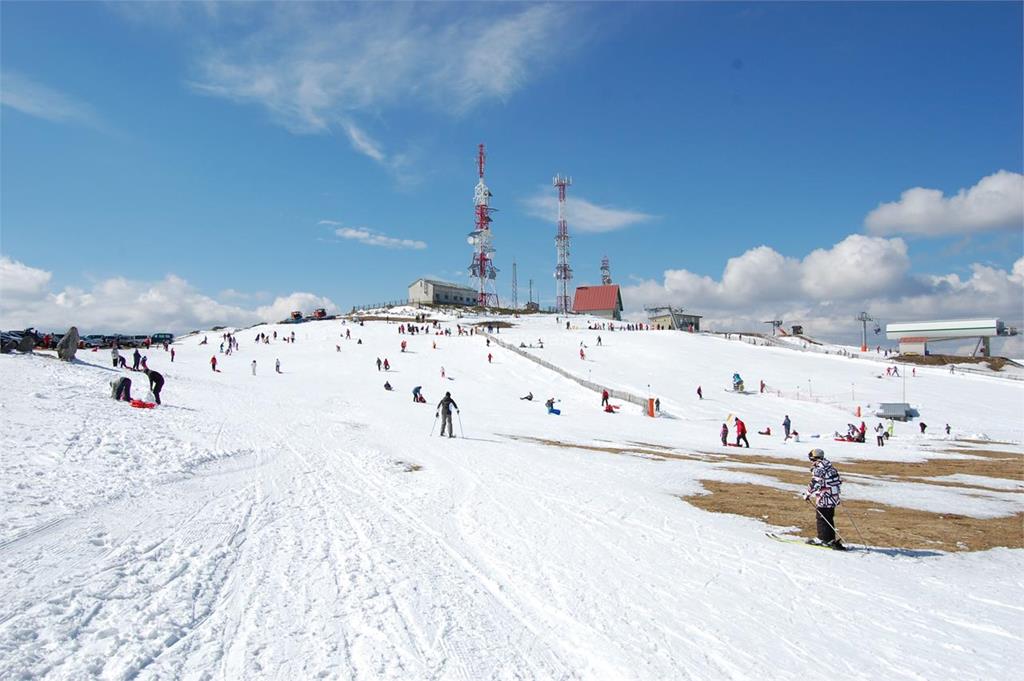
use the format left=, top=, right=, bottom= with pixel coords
left=553, top=174, right=573, bottom=314
left=467, top=143, right=499, bottom=307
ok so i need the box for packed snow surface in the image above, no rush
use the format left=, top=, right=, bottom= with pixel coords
left=2, top=313, right=1022, bottom=680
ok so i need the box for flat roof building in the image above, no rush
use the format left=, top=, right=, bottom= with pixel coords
left=646, top=306, right=702, bottom=331
left=408, top=279, right=478, bottom=307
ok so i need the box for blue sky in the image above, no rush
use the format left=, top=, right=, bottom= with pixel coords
left=2, top=2, right=1022, bottom=345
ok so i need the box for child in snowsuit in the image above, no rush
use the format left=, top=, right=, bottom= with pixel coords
left=720, top=423, right=728, bottom=446
left=804, top=449, right=845, bottom=550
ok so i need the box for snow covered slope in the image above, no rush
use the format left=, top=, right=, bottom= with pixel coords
left=1, top=313, right=1022, bottom=680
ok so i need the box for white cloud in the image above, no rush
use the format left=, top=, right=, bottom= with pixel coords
left=0, top=256, right=53, bottom=300
left=334, top=227, right=427, bottom=250
left=1, top=71, right=101, bottom=128
left=864, top=170, right=1024, bottom=236
left=342, top=121, right=386, bottom=163
left=522, top=192, right=656, bottom=233
left=621, top=239, right=1023, bottom=350
left=0, top=257, right=338, bottom=334
left=185, top=4, right=575, bottom=143
left=800, top=235, right=909, bottom=299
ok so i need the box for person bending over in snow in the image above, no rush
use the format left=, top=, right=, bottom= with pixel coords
left=110, top=376, right=132, bottom=402
left=144, top=368, right=164, bottom=405
left=436, top=392, right=459, bottom=438
left=804, top=449, right=845, bottom=550
left=412, top=386, right=423, bottom=402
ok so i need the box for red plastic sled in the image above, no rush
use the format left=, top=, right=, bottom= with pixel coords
left=130, top=400, right=156, bottom=409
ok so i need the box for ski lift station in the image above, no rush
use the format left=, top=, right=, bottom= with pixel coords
left=886, top=318, right=1017, bottom=356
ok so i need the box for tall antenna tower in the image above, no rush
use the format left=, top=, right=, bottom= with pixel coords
left=553, top=174, right=573, bottom=314
left=467, top=143, right=498, bottom=307
left=600, top=255, right=612, bottom=285
left=511, top=259, right=518, bottom=313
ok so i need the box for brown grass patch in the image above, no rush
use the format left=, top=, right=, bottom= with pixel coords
left=683, top=481, right=1024, bottom=552
left=513, top=436, right=1023, bottom=485
left=725, top=465, right=1020, bottom=495
left=504, top=435, right=675, bottom=462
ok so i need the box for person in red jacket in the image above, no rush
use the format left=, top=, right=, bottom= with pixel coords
left=601, top=389, right=609, bottom=406
left=735, top=418, right=749, bottom=448
left=210, top=355, right=217, bottom=372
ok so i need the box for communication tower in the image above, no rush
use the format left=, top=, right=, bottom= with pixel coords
left=553, top=174, right=572, bottom=314
left=467, top=144, right=499, bottom=306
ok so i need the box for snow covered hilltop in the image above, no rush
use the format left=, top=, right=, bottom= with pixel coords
left=2, top=310, right=1022, bottom=679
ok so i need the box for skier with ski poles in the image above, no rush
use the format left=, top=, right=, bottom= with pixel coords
left=803, top=448, right=846, bottom=550
left=436, top=391, right=459, bottom=438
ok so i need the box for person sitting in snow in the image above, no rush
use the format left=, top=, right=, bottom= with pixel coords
left=545, top=398, right=561, bottom=415
left=520, top=392, right=533, bottom=401
left=384, top=381, right=393, bottom=391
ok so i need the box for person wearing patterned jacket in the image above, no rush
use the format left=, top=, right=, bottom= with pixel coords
left=804, top=448, right=845, bottom=550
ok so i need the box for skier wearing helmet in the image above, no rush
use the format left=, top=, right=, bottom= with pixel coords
left=803, top=448, right=846, bottom=550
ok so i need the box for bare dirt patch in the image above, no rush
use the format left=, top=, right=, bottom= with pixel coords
left=683, top=481, right=1024, bottom=552
left=895, top=354, right=1021, bottom=371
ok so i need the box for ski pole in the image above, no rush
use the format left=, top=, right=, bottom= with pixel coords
left=803, top=496, right=847, bottom=544
left=457, top=411, right=465, bottom=438
left=842, top=506, right=872, bottom=548
left=430, top=413, right=438, bottom=436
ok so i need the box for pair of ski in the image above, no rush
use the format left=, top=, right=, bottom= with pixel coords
left=765, top=532, right=855, bottom=552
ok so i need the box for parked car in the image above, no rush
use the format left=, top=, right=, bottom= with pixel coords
left=151, top=332, right=174, bottom=345
left=82, top=334, right=105, bottom=348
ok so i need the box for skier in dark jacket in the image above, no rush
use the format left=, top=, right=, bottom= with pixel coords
left=132, top=348, right=141, bottom=371
left=436, top=392, right=459, bottom=438
left=804, top=448, right=845, bottom=549
left=144, top=368, right=164, bottom=405
left=783, top=415, right=791, bottom=439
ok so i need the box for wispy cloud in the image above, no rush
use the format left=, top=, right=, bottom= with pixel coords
left=1, top=71, right=101, bottom=128
left=175, top=4, right=580, bottom=176
left=342, top=121, right=386, bottom=163
left=522, top=191, right=656, bottom=233
left=320, top=220, right=426, bottom=250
